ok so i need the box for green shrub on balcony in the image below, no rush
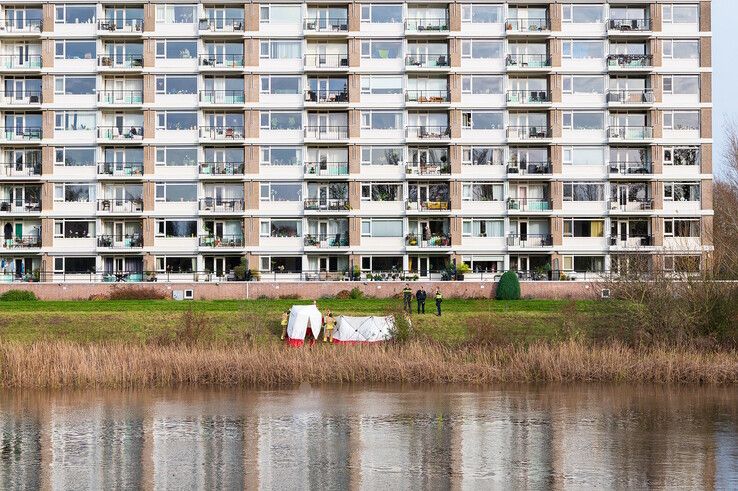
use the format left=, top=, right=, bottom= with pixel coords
left=496, top=271, right=521, bottom=300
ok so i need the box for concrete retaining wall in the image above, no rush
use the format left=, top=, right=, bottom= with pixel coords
left=0, top=281, right=600, bottom=301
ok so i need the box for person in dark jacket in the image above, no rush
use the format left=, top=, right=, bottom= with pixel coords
left=434, top=288, right=443, bottom=316
left=402, top=284, right=412, bottom=312
left=415, top=288, right=427, bottom=314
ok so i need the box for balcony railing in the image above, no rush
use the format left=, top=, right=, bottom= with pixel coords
left=405, top=233, right=451, bottom=247
left=405, top=18, right=449, bottom=32
left=2, top=91, right=42, bottom=104
left=405, top=53, right=449, bottom=68
left=98, top=18, right=144, bottom=32
left=304, top=198, right=350, bottom=211
left=506, top=126, right=551, bottom=139
left=0, top=55, right=42, bottom=69
left=304, top=54, right=349, bottom=68
left=98, top=90, right=143, bottom=104
left=303, top=233, right=349, bottom=247
left=1, top=18, right=42, bottom=32
left=406, top=200, right=450, bottom=211
left=609, top=235, right=653, bottom=247
left=608, top=18, right=651, bottom=31
left=199, top=90, right=245, bottom=104
left=199, top=126, right=245, bottom=140
left=97, top=198, right=144, bottom=213
left=199, top=235, right=244, bottom=247
left=304, top=126, right=348, bottom=140
left=198, top=198, right=244, bottom=212
left=506, top=90, right=550, bottom=104
left=506, top=54, right=551, bottom=68
left=406, top=126, right=450, bottom=139
left=405, top=162, right=451, bottom=176
left=305, top=89, right=348, bottom=103
left=1, top=235, right=41, bottom=248
left=507, top=198, right=553, bottom=211
left=198, top=18, right=244, bottom=32
left=607, top=89, right=654, bottom=103
left=507, top=234, right=553, bottom=247
left=304, top=17, right=348, bottom=32
left=0, top=201, right=40, bottom=213
left=505, top=18, right=550, bottom=32
left=607, top=54, right=652, bottom=68
left=0, top=163, right=41, bottom=177
left=507, top=161, right=553, bottom=175
left=199, top=54, right=244, bottom=68
left=3, top=127, right=41, bottom=141
left=405, top=90, right=449, bottom=103
left=304, top=161, right=349, bottom=176
left=608, top=126, right=653, bottom=140
left=97, top=126, right=144, bottom=140
left=97, top=234, right=143, bottom=248
left=97, top=162, right=144, bottom=176
left=609, top=199, right=653, bottom=212
left=609, top=161, right=652, bottom=175
left=199, top=162, right=244, bottom=175
left=97, top=55, right=144, bottom=68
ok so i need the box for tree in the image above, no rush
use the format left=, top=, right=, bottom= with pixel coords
left=713, top=122, right=738, bottom=279
left=496, top=271, right=521, bottom=300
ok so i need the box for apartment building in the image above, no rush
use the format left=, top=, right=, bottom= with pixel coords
left=0, top=1, right=712, bottom=281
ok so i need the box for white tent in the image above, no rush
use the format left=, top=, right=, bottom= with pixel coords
left=332, top=315, right=395, bottom=344
left=286, top=304, right=323, bottom=346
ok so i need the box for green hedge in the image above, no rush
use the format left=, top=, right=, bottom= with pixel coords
left=496, top=272, right=521, bottom=300
left=0, top=290, right=38, bottom=301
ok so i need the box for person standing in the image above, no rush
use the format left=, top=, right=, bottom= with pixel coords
left=402, top=283, right=412, bottom=312
left=416, top=287, right=426, bottom=314
left=323, top=309, right=335, bottom=343
left=434, top=288, right=443, bottom=316
left=280, top=309, right=289, bottom=340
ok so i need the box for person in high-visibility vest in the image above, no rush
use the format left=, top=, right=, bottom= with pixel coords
left=434, top=288, right=443, bottom=316
left=323, top=309, right=335, bottom=342
left=402, top=284, right=412, bottom=312
left=280, top=310, right=289, bottom=340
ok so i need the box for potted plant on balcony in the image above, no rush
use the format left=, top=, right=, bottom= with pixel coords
left=455, top=262, right=470, bottom=281
left=407, top=233, right=418, bottom=246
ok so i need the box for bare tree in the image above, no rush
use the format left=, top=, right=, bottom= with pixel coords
left=714, top=122, right=738, bottom=278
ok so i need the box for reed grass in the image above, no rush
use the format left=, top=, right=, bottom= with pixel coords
left=1, top=340, right=736, bottom=388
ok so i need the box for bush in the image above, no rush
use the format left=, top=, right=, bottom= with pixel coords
left=496, top=271, right=521, bottom=300
left=108, top=286, right=167, bottom=300
left=0, top=289, right=37, bottom=301
left=349, top=287, right=364, bottom=300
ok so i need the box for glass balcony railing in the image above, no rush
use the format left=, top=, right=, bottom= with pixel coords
left=609, top=161, right=652, bottom=175
left=0, top=55, right=41, bottom=70
left=405, top=17, right=449, bottom=32
left=606, top=89, right=654, bottom=104
left=608, top=126, right=653, bottom=140
left=304, top=89, right=348, bottom=103
left=405, top=233, right=451, bottom=247
left=304, top=126, right=348, bottom=140
left=304, top=162, right=349, bottom=176
left=198, top=54, right=244, bottom=68
left=607, top=54, right=652, bottom=68
left=303, top=233, right=349, bottom=247
left=505, top=18, right=550, bottom=32
left=405, top=90, right=449, bottom=103
left=304, top=17, right=348, bottom=32
left=0, top=163, right=41, bottom=177
left=609, top=199, right=654, bottom=212
left=507, top=234, right=553, bottom=247
left=97, top=198, right=144, bottom=213
left=199, top=90, right=245, bottom=104
left=198, top=198, right=244, bottom=212
left=98, top=18, right=144, bottom=32
left=303, top=198, right=349, bottom=211
left=199, top=162, right=244, bottom=175
left=97, top=126, right=144, bottom=140
left=98, top=54, right=144, bottom=68
left=406, top=126, right=450, bottom=139
left=506, top=161, right=552, bottom=175
left=97, top=162, right=144, bottom=176
left=1, top=18, right=42, bottom=32
left=405, top=53, right=449, bottom=68
left=608, top=18, right=651, bottom=31
left=1, top=235, right=41, bottom=248
left=507, top=198, right=552, bottom=212
left=406, top=200, right=450, bottom=211
left=97, top=234, right=143, bottom=248
left=199, top=126, right=245, bottom=140
left=199, top=235, right=244, bottom=247
left=506, top=126, right=552, bottom=139
left=506, top=90, right=550, bottom=104
left=0, top=200, right=40, bottom=213
left=3, top=127, right=41, bottom=141
left=405, top=162, right=451, bottom=176
left=2, top=90, right=41, bottom=104
left=304, top=54, right=349, bottom=68
left=98, top=90, right=143, bottom=104
left=198, top=18, right=244, bottom=32
left=609, top=235, right=654, bottom=247
left=506, top=54, right=551, bottom=68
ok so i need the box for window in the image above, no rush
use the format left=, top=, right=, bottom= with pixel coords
left=664, top=182, right=700, bottom=201
left=156, top=40, right=197, bottom=59
left=663, top=146, right=699, bottom=166
left=462, top=183, right=503, bottom=201
left=562, top=5, right=604, bottom=23
left=563, top=183, right=605, bottom=201
left=260, top=219, right=302, bottom=237
left=664, top=219, right=700, bottom=237
left=562, top=75, right=604, bottom=94
left=54, top=220, right=95, bottom=239
left=54, top=183, right=94, bottom=202
left=360, top=4, right=403, bottom=23
left=156, top=111, right=197, bottom=130
left=562, top=40, right=604, bottom=59
left=462, top=112, right=503, bottom=130
left=260, top=76, right=301, bottom=94
left=53, top=257, right=96, bottom=274
left=563, top=219, right=605, bottom=237
left=260, top=112, right=302, bottom=130
left=259, top=40, right=302, bottom=59
left=663, top=75, right=699, bottom=95
left=155, top=256, right=196, bottom=273
left=156, top=5, right=195, bottom=23
left=663, top=40, right=699, bottom=59
left=563, top=147, right=605, bottom=166
left=156, top=147, right=197, bottom=166
left=663, top=111, right=699, bottom=130
left=55, top=5, right=96, bottom=24
left=260, top=182, right=302, bottom=202
left=259, top=256, right=302, bottom=272
left=55, top=76, right=96, bottom=95
left=261, top=147, right=302, bottom=166
left=55, top=41, right=96, bottom=60
left=155, top=75, right=197, bottom=95
left=461, top=40, right=503, bottom=59
left=361, top=111, right=403, bottom=130
left=462, top=219, right=504, bottom=237
left=361, top=76, right=403, bottom=95
left=155, top=220, right=197, bottom=237
left=360, top=40, right=402, bottom=59
left=361, top=183, right=402, bottom=201
left=360, top=219, right=403, bottom=237
left=259, top=5, right=302, bottom=24
left=54, top=111, right=96, bottom=131
left=563, top=112, right=604, bottom=130
left=461, top=5, right=502, bottom=23
left=155, top=183, right=197, bottom=202
left=461, top=147, right=503, bottom=166
left=55, top=147, right=95, bottom=166
left=664, top=255, right=701, bottom=273
left=461, top=75, right=503, bottom=94
left=361, top=146, right=403, bottom=165
left=663, top=5, right=699, bottom=24
left=567, top=256, right=605, bottom=272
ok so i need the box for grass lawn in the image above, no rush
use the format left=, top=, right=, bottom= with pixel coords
left=0, top=298, right=616, bottom=346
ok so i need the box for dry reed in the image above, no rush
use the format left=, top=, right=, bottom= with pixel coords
left=1, top=340, right=737, bottom=388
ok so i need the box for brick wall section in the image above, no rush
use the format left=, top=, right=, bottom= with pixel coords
left=701, top=144, right=712, bottom=174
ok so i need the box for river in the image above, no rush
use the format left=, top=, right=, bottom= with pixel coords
left=1, top=385, right=737, bottom=489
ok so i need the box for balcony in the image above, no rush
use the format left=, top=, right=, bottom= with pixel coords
left=507, top=198, right=552, bottom=212
left=406, top=201, right=450, bottom=212
left=199, top=126, right=244, bottom=140
left=609, top=235, right=654, bottom=247
left=405, top=162, right=451, bottom=176
left=609, top=161, right=652, bottom=175
left=198, top=198, right=244, bottom=212
left=304, top=89, right=348, bottom=103
left=609, top=199, right=653, bottom=212
left=97, top=162, right=144, bottom=176
left=304, top=54, right=349, bottom=69
left=304, top=17, right=348, bottom=32
left=506, top=234, right=553, bottom=247
left=97, top=90, right=143, bottom=105
left=608, top=126, right=653, bottom=141
left=303, top=233, right=349, bottom=248
left=198, top=235, right=244, bottom=247
left=199, top=162, right=244, bottom=176
left=405, top=18, right=449, bottom=33
left=97, top=126, right=144, bottom=141
left=607, top=54, right=652, bottom=69
left=198, top=18, right=244, bottom=32
left=199, top=90, right=245, bottom=105
left=405, top=233, right=451, bottom=247
left=97, top=55, right=144, bottom=69
left=2, top=127, right=41, bottom=141
left=606, top=89, right=654, bottom=104
left=0, top=55, right=41, bottom=70
left=198, top=54, right=244, bottom=69
left=2, top=90, right=42, bottom=105
left=608, top=19, right=651, bottom=32
left=405, top=90, right=449, bottom=103
left=505, top=18, right=550, bottom=32
left=304, top=161, right=349, bottom=177
left=304, top=126, right=348, bottom=140
left=405, top=126, right=450, bottom=140
left=0, top=162, right=41, bottom=177
left=97, top=198, right=144, bottom=213
left=506, top=126, right=552, bottom=140
left=1, top=235, right=41, bottom=248
left=97, top=234, right=143, bottom=248
left=405, top=53, right=449, bottom=68
left=303, top=198, right=350, bottom=211
left=507, top=161, right=553, bottom=175
left=97, top=18, right=144, bottom=33
left=0, top=200, right=40, bottom=213
left=506, top=54, right=551, bottom=69
left=0, top=18, right=42, bottom=33
left=506, top=90, right=550, bottom=105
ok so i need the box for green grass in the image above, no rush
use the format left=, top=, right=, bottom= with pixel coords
left=0, top=298, right=615, bottom=346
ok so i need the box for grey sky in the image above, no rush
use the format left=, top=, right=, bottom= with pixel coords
left=712, top=0, right=736, bottom=176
